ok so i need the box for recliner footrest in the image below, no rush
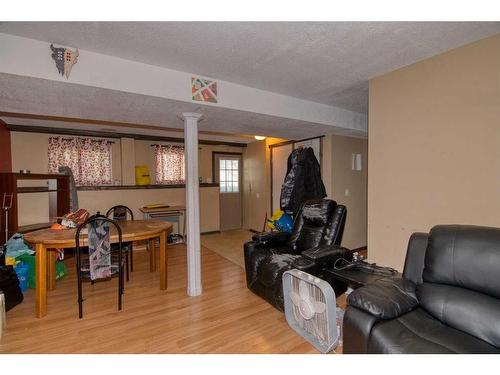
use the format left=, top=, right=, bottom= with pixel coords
left=302, top=245, right=352, bottom=267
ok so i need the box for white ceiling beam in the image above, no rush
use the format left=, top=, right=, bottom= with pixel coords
left=0, top=33, right=367, bottom=134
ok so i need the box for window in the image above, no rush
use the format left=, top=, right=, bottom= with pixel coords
left=48, top=137, right=113, bottom=186
left=154, top=144, right=185, bottom=184
left=219, top=159, right=239, bottom=193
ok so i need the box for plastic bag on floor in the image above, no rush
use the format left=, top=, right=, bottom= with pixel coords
left=17, top=254, right=67, bottom=289
left=6, top=233, right=34, bottom=259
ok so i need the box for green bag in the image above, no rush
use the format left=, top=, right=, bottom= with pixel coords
left=17, top=254, right=68, bottom=289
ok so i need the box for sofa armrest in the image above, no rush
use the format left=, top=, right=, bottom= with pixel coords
left=251, top=231, right=290, bottom=246
left=347, top=278, right=419, bottom=319
left=301, top=245, right=352, bottom=267
left=343, top=306, right=380, bottom=354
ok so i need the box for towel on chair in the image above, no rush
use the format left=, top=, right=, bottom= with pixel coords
left=88, top=219, right=111, bottom=280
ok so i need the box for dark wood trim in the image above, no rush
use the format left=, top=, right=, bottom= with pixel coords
left=211, top=151, right=243, bottom=183
left=0, top=111, right=255, bottom=140
left=4, top=172, right=66, bottom=179
left=6, top=124, right=248, bottom=148
left=0, top=111, right=182, bottom=132
left=319, top=136, right=323, bottom=177
left=77, top=183, right=219, bottom=191
left=270, top=145, right=274, bottom=213
left=268, top=135, right=325, bottom=149
left=17, top=187, right=56, bottom=193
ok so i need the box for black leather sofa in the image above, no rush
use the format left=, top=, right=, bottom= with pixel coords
left=343, top=225, right=500, bottom=354
left=244, top=199, right=351, bottom=311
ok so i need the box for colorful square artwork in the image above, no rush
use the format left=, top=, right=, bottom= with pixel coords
left=192, top=77, right=218, bottom=103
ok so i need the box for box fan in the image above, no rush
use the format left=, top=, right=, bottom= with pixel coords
left=283, top=269, right=340, bottom=353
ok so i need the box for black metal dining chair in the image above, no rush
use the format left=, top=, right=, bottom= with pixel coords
left=75, top=214, right=125, bottom=319
left=106, top=205, right=135, bottom=275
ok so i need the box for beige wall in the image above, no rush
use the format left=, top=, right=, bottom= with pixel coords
left=368, top=34, right=500, bottom=270
left=243, top=140, right=268, bottom=231
left=79, top=186, right=220, bottom=233
left=326, top=135, right=368, bottom=249
left=242, top=137, right=285, bottom=231
left=120, top=137, right=136, bottom=185
left=17, top=192, right=50, bottom=227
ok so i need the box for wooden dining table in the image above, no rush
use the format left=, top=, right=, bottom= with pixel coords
left=23, top=220, right=172, bottom=318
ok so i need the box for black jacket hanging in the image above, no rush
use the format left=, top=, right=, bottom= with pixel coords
left=279, top=147, right=326, bottom=216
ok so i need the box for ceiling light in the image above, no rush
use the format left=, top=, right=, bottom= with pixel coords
left=254, top=135, right=266, bottom=141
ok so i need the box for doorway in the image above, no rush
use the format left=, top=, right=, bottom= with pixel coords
left=213, top=152, right=243, bottom=231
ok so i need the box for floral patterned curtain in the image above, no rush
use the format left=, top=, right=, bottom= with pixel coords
left=48, top=137, right=113, bottom=186
left=154, top=144, right=185, bottom=184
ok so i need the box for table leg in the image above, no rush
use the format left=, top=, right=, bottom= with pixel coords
left=159, top=231, right=167, bottom=290
left=149, top=238, right=156, bottom=272
left=35, top=243, right=47, bottom=318
left=47, top=249, right=57, bottom=291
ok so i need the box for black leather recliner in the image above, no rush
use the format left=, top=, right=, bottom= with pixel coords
left=244, top=199, right=350, bottom=311
left=344, top=225, right=500, bottom=354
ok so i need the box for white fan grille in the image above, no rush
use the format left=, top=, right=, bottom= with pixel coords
left=283, top=269, right=338, bottom=353
left=290, top=276, right=330, bottom=343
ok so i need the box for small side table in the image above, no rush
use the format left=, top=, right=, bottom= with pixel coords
left=139, top=205, right=186, bottom=241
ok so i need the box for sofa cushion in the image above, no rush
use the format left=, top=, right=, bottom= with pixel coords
left=424, top=225, right=500, bottom=299
left=347, top=278, right=418, bottom=319
left=417, top=283, right=500, bottom=347
left=367, top=308, right=500, bottom=354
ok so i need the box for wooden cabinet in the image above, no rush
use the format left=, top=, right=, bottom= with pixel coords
left=0, top=173, right=70, bottom=244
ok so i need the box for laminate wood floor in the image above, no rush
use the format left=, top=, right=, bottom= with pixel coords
left=0, top=245, right=346, bottom=354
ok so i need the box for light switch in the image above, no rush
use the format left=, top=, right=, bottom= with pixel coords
left=345, top=188, right=350, bottom=197
left=256, top=193, right=260, bottom=199
left=352, top=153, right=362, bottom=171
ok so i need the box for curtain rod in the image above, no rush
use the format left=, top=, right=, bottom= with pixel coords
left=151, top=143, right=183, bottom=147
left=50, top=136, right=115, bottom=144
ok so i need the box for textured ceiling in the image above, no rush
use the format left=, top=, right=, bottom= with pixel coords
left=1, top=22, right=499, bottom=113
left=0, top=73, right=366, bottom=140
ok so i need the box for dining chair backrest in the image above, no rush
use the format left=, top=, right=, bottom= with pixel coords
left=76, top=214, right=123, bottom=281
left=106, top=205, right=134, bottom=221
left=75, top=213, right=125, bottom=318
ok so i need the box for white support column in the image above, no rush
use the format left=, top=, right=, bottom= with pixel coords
left=182, top=112, right=203, bottom=296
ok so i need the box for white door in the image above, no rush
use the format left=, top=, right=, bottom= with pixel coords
left=214, top=154, right=243, bottom=231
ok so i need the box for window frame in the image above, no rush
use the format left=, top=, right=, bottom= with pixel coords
left=219, top=158, right=240, bottom=193
left=212, top=152, right=243, bottom=194
left=153, top=143, right=185, bottom=185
